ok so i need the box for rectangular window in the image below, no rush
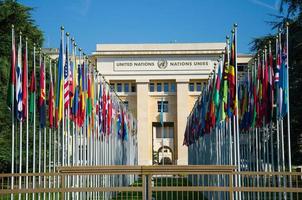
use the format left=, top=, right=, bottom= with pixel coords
left=157, top=101, right=168, bottom=112
left=156, top=125, right=174, bottom=138
left=117, top=83, right=122, bottom=92
left=164, top=82, right=169, bottom=92
left=196, top=82, right=202, bottom=92
left=189, top=83, right=195, bottom=92
left=110, top=83, right=115, bottom=92
left=131, top=83, right=136, bottom=92
left=149, top=83, right=155, bottom=92
left=157, top=83, right=162, bottom=92
left=170, top=83, right=176, bottom=92
left=124, top=83, right=129, bottom=92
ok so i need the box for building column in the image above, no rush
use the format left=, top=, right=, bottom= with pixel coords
left=136, top=79, right=152, bottom=165
left=176, top=79, right=189, bottom=165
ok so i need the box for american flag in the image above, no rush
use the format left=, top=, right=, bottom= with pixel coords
left=64, top=44, right=69, bottom=109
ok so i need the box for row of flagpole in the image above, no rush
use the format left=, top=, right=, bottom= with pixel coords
left=8, top=25, right=138, bottom=200
left=186, top=23, right=292, bottom=199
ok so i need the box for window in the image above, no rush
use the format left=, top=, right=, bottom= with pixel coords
left=149, top=83, right=155, bottom=92
left=196, top=82, right=202, bottom=92
left=189, top=83, right=195, bottom=91
left=123, top=101, right=129, bottom=109
left=110, top=83, right=115, bottom=91
left=117, top=83, right=122, bottom=92
left=157, top=101, right=168, bottom=112
left=124, top=83, right=129, bottom=92
left=156, top=126, right=174, bottom=138
left=157, top=83, right=162, bottom=92
left=164, top=82, right=169, bottom=92
left=131, top=83, right=136, bottom=92
left=170, top=83, right=176, bottom=92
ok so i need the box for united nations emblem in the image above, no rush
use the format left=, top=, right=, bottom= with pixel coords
left=157, top=60, right=168, bottom=69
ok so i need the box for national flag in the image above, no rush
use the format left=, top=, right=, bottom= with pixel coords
left=280, top=45, right=288, bottom=118
left=268, top=44, right=274, bottom=122
left=16, top=35, right=23, bottom=121
left=221, top=48, right=229, bottom=121
left=55, top=36, right=64, bottom=126
left=7, top=28, right=16, bottom=111
left=228, top=32, right=236, bottom=116
left=22, top=43, right=28, bottom=119
left=39, top=61, right=46, bottom=128
left=64, top=43, right=70, bottom=109
left=29, top=70, right=36, bottom=121
left=48, top=64, right=54, bottom=128
left=98, top=80, right=103, bottom=133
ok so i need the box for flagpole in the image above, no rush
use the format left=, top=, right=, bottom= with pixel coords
left=18, top=31, right=23, bottom=200
left=61, top=26, right=65, bottom=168
left=48, top=58, right=52, bottom=200
left=43, top=55, right=47, bottom=200
left=10, top=24, right=15, bottom=200
left=66, top=31, right=71, bottom=200
left=24, top=37, right=29, bottom=200
left=32, top=43, right=36, bottom=200
left=37, top=49, right=42, bottom=200
left=285, top=21, right=293, bottom=200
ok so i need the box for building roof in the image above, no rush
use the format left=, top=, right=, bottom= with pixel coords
left=92, top=43, right=226, bottom=56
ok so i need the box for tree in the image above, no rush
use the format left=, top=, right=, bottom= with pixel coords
left=0, top=0, right=43, bottom=172
left=250, top=0, right=302, bottom=166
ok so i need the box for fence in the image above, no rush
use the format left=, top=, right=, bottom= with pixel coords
left=1, top=165, right=302, bottom=200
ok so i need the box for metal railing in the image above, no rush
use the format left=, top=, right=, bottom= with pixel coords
left=1, top=165, right=302, bottom=199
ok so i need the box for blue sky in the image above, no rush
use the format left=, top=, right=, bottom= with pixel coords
left=20, top=0, right=284, bottom=54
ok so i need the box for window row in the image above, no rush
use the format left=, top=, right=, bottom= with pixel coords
left=150, top=82, right=176, bottom=92
left=189, top=82, right=205, bottom=92
left=110, top=82, right=136, bottom=93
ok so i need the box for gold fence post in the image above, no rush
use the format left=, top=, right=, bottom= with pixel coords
left=142, top=175, right=146, bottom=200
left=147, top=174, right=152, bottom=200
left=229, top=173, right=233, bottom=200
left=61, top=174, right=65, bottom=200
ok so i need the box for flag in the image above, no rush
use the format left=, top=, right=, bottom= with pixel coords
left=221, top=48, right=229, bottom=121
left=39, top=61, right=46, bottom=128
left=214, top=62, right=221, bottom=107
left=64, top=43, right=70, bottom=109
left=55, top=36, right=63, bottom=126
left=7, top=28, right=16, bottom=111
left=268, top=44, right=274, bottom=122
left=98, top=80, right=103, bottom=133
left=48, top=66, right=54, bottom=128
left=22, top=43, right=28, bottom=119
left=29, top=70, right=36, bottom=122
left=228, top=32, right=236, bottom=116
left=16, top=36, right=23, bottom=121
left=280, top=45, right=288, bottom=118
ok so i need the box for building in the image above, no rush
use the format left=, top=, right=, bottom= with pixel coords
left=91, top=43, right=252, bottom=165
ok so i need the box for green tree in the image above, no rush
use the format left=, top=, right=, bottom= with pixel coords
left=250, top=0, right=302, bottom=166
left=0, top=0, right=43, bottom=172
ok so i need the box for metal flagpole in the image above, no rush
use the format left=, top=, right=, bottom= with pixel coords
left=66, top=32, right=71, bottom=200
left=61, top=26, right=65, bottom=168
left=18, top=32, right=23, bottom=200
left=32, top=43, right=36, bottom=200
left=233, top=24, right=242, bottom=200
left=11, top=24, right=15, bottom=200
left=48, top=58, right=53, bottom=200
left=25, top=37, right=29, bottom=200
left=286, top=21, right=293, bottom=200
left=43, top=55, right=47, bottom=200
left=37, top=48, right=42, bottom=200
